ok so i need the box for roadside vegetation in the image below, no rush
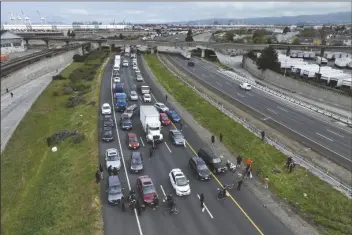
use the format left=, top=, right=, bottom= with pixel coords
left=1, top=50, right=110, bottom=235
left=144, top=54, right=352, bottom=235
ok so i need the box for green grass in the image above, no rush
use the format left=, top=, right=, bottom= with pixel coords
left=144, top=54, right=352, bottom=235
left=1, top=51, right=110, bottom=235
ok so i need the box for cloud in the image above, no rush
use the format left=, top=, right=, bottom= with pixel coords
left=66, top=9, right=89, bottom=15
left=123, top=10, right=144, bottom=15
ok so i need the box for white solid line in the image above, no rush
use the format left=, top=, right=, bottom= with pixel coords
left=110, top=69, right=143, bottom=235
left=140, top=136, right=145, bottom=146
left=196, top=194, right=214, bottom=219
left=216, top=81, right=223, bottom=87
left=326, top=129, right=344, bottom=138
left=160, top=185, right=166, bottom=197
left=267, top=108, right=278, bottom=114
left=316, top=132, right=334, bottom=142
left=236, top=92, right=245, bottom=98
left=277, top=106, right=288, bottom=113
left=225, top=81, right=230, bottom=85
left=151, top=93, right=158, bottom=102
left=164, top=142, right=172, bottom=153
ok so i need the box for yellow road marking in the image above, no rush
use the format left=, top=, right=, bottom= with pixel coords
left=170, top=122, right=264, bottom=235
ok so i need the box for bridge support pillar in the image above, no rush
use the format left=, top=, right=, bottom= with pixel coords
left=65, top=41, right=69, bottom=47
left=24, top=39, right=29, bottom=49
left=150, top=48, right=154, bottom=54
left=320, top=48, right=325, bottom=58
left=44, top=40, right=49, bottom=48
left=201, top=49, right=205, bottom=58
left=98, top=42, right=102, bottom=51
left=82, top=46, right=85, bottom=55
left=286, top=47, right=291, bottom=57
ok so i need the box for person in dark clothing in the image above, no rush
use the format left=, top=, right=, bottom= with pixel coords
left=200, top=193, right=205, bottom=212
left=152, top=194, right=159, bottom=209
left=6, top=88, right=9, bottom=93
left=261, top=131, right=265, bottom=141
left=121, top=197, right=126, bottom=212
left=112, top=167, right=118, bottom=176
left=286, top=157, right=293, bottom=169
left=108, top=165, right=113, bottom=176
left=165, top=94, right=168, bottom=101
left=219, top=133, right=223, bottom=142
left=179, top=122, right=183, bottom=132
left=10, top=92, right=13, bottom=98
left=136, top=201, right=142, bottom=216
left=99, top=164, right=104, bottom=180
left=149, top=147, right=153, bottom=159
left=237, top=178, right=244, bottom=191
left=95, top=170, right=101, bottom=184
left=211, top=135, right=215, bottom=144
left=236, top=155, right=243, bottom=167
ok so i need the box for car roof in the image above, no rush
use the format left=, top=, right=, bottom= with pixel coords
left=144, top=94, right=151, bottom=96
left=160, top=112, right=167, bottom=117
left=108, top=175, right=121, bottom=186
left=138, top=175, right=153, bottom=184
left=103, top=103, right=110, bottom=106
left=170, top=129, right=181, bottom=134
left=168, top=110, right=177, bottom=114
left=126, top=104, right=137, bottom=110
left=104, top=126, right=112, bottom=131
left=128, top=132, right=136, bottom=138
left=192, top=156, right=205, bottom=165
left=132, top=152, right=141, bottom=158
left=171, top=169, right=185, bottom=177
left=131, top=91, right=137, bottom=94
left=155, top=102, right=164, bottom=106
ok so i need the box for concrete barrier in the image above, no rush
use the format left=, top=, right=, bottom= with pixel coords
left=1, top=47, right=83, bottom=94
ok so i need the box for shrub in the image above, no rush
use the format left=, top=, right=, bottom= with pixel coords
left=62, top=86, right=74, bottom=95
left=52, top=91, right=60, bottom=96
left=67, top=95, right=86, bottom=108
left=88, top=101, right=96, bottom=106
left=73, top=54, right=87, bottom=62
left=52, top=75, right=65, bottom=80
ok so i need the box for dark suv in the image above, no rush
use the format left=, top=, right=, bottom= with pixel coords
left=197, top=148, right=227, bottom=174
left=189, top=157, right=211, bottom=180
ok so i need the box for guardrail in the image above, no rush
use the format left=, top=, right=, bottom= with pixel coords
left=154, top=53, right=352, bottom=198
left=217, top=69, right=352, bottom=126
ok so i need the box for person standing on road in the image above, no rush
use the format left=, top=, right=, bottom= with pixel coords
left=165, top=94, right=168, bottom=101
left=264, top=176, right=269, bottom=189
left=200, top=193, right=205, bottom=212
left=246, top=157, right=252, bottom=167
left=108, top=165, right=112, bottom=176
left=136, top=200, right=142, bottom=216
left=152, top=194, right=159, bottom=210
left=95, top=169, right=101, bottom=184
left=219, top=133, right=223, bottom=142
left=261, top=131, right=265, bottom=142
left=149, top=147, right=153, bottom=159
left=6, top=88, right=9, bottom=93
left=99, top=164, right=104, bottom=180
left=236, top=155, right=243, bottom=168
left=10, top=92, right=13, bottom=98
left=237, top=177, right=244, bottom=191
left=112, top=167, right=118, bottom=176
left=211, top=135, right=215, bottom=145
left=121, top=197, right=126, bottom=212
left=179, top=121, right=183, bottom=132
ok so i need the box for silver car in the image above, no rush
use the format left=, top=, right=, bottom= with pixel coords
left=123, top=104, right=138, bottom=118
left=130, top=91, right=138, bottom=101
left=169, top=129, right=186, bottom=146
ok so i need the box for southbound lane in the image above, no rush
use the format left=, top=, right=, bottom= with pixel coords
left=166, top=55, right=352, bottom=169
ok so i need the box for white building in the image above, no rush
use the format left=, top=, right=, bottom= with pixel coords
left=1, top=30, right=26, bottom=54
left=275, top=31, right=300, bottom=43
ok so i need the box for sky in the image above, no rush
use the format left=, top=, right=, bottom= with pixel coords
left=1, top=2, right=351, bottom=24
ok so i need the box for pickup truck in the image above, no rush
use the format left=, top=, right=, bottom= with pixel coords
left=114, top=93, right=128, bottom=112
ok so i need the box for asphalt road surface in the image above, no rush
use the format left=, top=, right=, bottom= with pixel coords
left=98, top=55, right=293, bottom=235
left=166, top=55, right=352, bottom=170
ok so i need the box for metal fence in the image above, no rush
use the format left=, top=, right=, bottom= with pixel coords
left=155, top=53, right=352, bottom=198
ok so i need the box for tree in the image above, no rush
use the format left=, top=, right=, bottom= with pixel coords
left=225, top=31, right=234, bottom=42
left=247, top=50, right=257, bottom=61
left=155, top=28, right=161, bottom=35
left=252, top=29, right=267, bottom=44
left=70, top=31, right=76, bottom=38
left=256, top=46, right=280, bottom=72
left=283, top=26, right=291, bottom=34
left=119, top=33, right=124, bottom=39
left=185, top=29, right=194, bottom=42
left=67, top=30, right=71, bottom=37
left=292, top=38, right=300, bottom=45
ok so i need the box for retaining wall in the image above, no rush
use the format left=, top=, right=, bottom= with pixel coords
left=1, top=47, right=83, bottom=94
left=242, top=57, right=352, bottom=110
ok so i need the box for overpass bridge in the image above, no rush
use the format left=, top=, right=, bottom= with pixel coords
left=22, top=36, right=352, bottom=56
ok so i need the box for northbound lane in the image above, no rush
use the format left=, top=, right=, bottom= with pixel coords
left=98, top=54, right=294, bottom=235
left=166, top=55, right=352, bottom=169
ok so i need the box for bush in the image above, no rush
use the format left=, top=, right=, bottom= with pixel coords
left=67, top=95, right=86, bottom=108
left=71, top=82, right=91, bottom=92
left=88, top=101, right=96, bottom=106
left=62, top=86, right=74, bottom=95
left=52, top=91, right=60, bottom=96
left=73, top=54, right=87, bottom=62
left=52, top=75, right=66, bottom=80
left=70, top=133, right=85, bottom=144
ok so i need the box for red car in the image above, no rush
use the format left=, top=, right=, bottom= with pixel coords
left=136, top=175, right=158, bottom=205
left=160, top=112, right=171, bottom=126
left=127, top=133, right=140, bottom=149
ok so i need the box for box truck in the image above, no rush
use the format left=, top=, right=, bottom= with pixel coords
left=140, top=106, right=163, bottom=143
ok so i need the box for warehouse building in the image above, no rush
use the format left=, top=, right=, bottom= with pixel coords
left=1, top=30, right=26, bottom=54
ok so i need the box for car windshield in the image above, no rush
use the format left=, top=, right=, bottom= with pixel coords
left=149, top=126, right=160, bottom=131
left=109, top=185, right=121, bottom=195
left=103, top=106, right=110, bottom=109
left=161, top=116, right=169, bottom=121
left=173, top=133, right=183, bottom=138
left=129, top=137, right=138, bottom=142
left=176, top=177, right=188, bottom=186
left=197, top=164, right=209, bottom=171
left=159, top=104, right=165, bottom=108
left=212, top=158, right=222, bottom=163
left=126, top=109, right=133, bottom=114
left=131, top=92, right=136, bottom=95
left=144, top=95, right=150, bottom=98
left=132, top=157, right=142, bottom=164
left=117, top=99, right=125, bottom=102
left=143, top=185, right=155, bottom=195
left=107, top=153, right=119, bottom=161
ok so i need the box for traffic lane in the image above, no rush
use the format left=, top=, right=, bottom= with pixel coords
left=169, top=56, right=352, bottom=163
left=121, top=66, right=260, bottom=235
left=139, top=55, right=293, bottom=235
left=192, top=56, right=352, bottom=138
left=99, top=58, right=140, bottom=235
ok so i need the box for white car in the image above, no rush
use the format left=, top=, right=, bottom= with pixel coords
left=133, top=65, right=138, bottom=70
left=154, top=102, right=169, bottom=112
left=240, top=82, right=252, bottom=90
left=102, top=103, right=112, bottom=115
left=113, top=76, right=121, bottom=83
left=123, top=60, right=129, bottom=67
left=130, top=91, right=138, bottom=101
left=143, top=94, right=151, bottom=103
left=136, top=75, right=144, bottom=82
left=105, top=148, right=121, bottom=170
left=135, top=69, right=140, bottom=74
left=169, top=169, right=191, bottom=196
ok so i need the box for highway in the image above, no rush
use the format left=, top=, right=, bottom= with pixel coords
left=165, top=55, right=352, bottom=170
left=98, top=55, right=293, bottom=235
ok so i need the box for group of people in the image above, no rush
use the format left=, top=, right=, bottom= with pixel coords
left=5, top=88, right=14, bottom=98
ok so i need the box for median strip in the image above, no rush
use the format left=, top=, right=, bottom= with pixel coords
left=143, top=54, right=352, bottom=235
left=1, top=50, right=110, bottom=235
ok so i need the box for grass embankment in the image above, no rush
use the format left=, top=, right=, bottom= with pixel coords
left=1, top=50, right=110, bottom=235
left=144, top=54, right=352, bottom=235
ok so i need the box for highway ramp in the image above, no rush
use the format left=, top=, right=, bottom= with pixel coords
left=165, top=55, right=352, bottom=170
left=98, top=55, right=293, bottom=235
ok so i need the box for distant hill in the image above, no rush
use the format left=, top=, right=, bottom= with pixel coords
left=169, top=11, right=352, bottom=25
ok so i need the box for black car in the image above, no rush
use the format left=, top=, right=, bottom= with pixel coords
left=103, top=115, right=114, bottom=127
left=129, top=152, right=144, bottom=173
left=102, top=126, right=114, bottom=142
left=120, top=114, right=132, bottom=130
left=189, top=157, right=211, bottom=180
left=188, top=61, right=195, bottom=67
left=197, top=148, right=227, bottom=174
